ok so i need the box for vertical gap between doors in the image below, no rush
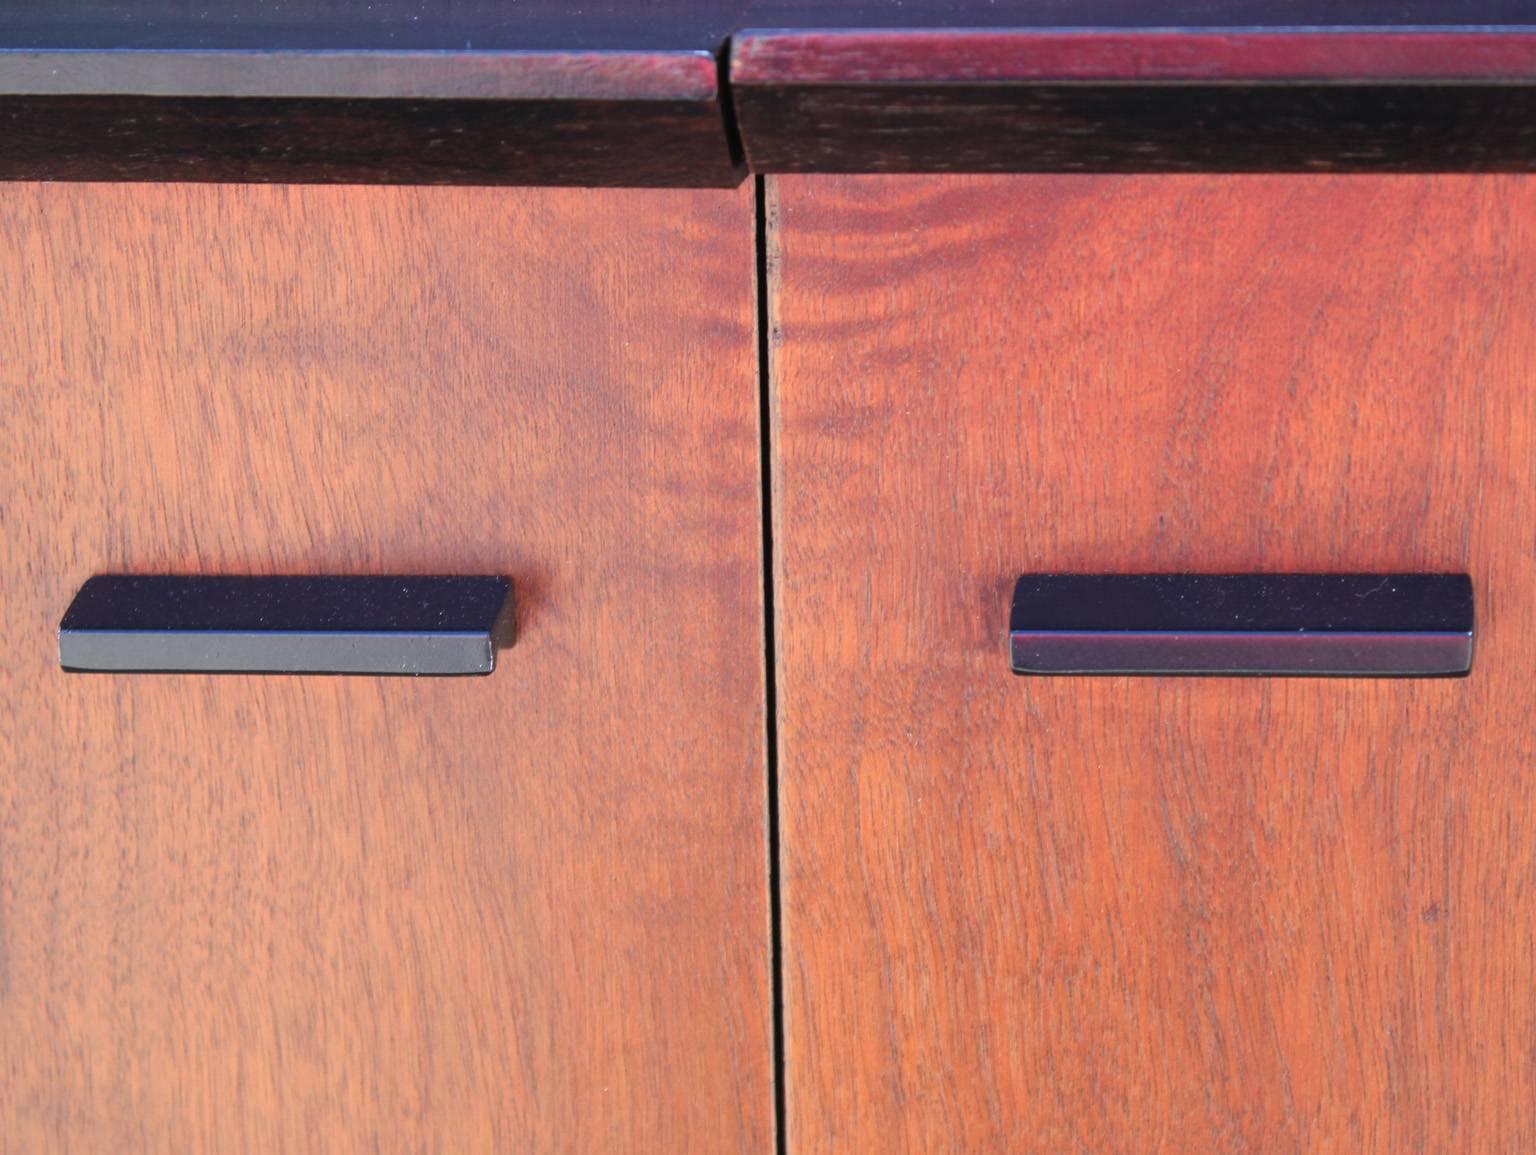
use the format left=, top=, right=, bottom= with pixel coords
left=754, top=173, right=788, bottom=1155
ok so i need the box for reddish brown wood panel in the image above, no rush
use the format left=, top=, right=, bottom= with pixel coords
left=0, top=183, right=770, bottom=1152
left=769, top=173, right=1536, bottom=1153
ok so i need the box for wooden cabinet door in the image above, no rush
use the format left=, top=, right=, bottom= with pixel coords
left=768, top=174, right=1536, bottom=1153
left=0, top=184, right=771, bottom=1153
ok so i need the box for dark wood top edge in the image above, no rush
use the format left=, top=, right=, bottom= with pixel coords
left=732, top=28, right=1536, bottom=85
left=10, top=24, right=1536, bottom=181
left=0, top=48, right=719, bottom=100
left=0, top=94, right=743, bottom=185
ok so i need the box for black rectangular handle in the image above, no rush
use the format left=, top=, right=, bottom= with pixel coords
left=1010, top=574, right=1473, bottom=677
left=59, top=575, right=513, bottom=676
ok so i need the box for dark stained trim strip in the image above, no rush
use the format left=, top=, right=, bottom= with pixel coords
left=731, top=27, right=1536, bottom=173
left=9, top=23, right=1536, bottom=182
left=0, top=48, right=741, bottom=185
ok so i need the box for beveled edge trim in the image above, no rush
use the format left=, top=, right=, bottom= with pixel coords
left=1010, top=630, right=1473, bottom=677
left=60, top=630, right=499, bottom=675
left=0, top=48, right=720, bottom=101
left=732, top=28, right=1536, bottom=87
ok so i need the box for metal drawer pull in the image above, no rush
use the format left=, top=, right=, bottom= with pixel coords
left=60, top=575, right=513, bottom=675
left=1010, top=574, right=1473, bottom=677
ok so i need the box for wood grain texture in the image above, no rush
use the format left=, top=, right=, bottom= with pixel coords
left=0, top=182, right=770, bottom=1152
left=768, top=173, right=1536, bottom=1153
